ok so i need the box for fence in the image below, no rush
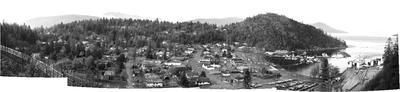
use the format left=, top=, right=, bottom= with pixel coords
left=0, top=45, right=103, bottom=87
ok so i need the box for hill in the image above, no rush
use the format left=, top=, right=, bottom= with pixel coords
left=44, top=13, right=346, bottom=51
left=223, top=13, right=347, bottom=51
left=189, top=17, right=244, bottom=26
left=311, top=22, right=347, bottom=33
left=103, top=12, right=154, bottom=20
left=25, top=15, right=99, bottom=28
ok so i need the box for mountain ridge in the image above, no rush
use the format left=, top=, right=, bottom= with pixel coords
left=25, top=14, right=99, bottom=28
left=311, top=22, right=347, bottom=33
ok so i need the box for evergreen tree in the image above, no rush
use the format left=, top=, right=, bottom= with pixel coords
left=200, top=71, right=206, bottom=77
left=243, top=69, right=251, bottom=89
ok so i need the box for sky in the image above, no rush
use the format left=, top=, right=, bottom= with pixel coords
left=1, top=0, right=399, bottom=36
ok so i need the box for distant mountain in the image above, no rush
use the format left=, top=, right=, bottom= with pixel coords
left=103, top=12, right=154, bottom=20
left=311, top=22, right=347, bottom=33
left=330, top=34, right=387, bottom=43
left=189, top=17, right=244, bottom=26
left=26, top=15, right=99, bottom=28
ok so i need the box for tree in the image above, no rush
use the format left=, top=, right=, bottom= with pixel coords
left=163, top=50, right=168, bottom=60
left=329, top=65, right=340, bottom=79
left=85, top=56, right=95, bottom=71
left=243, top=69, right=251, bottom=89
left=127, top=47, right=137, bottom=60
left=310, top=64, right=321, bottom=78
left=364, top=35, right=399, bottom=90
left=145, top=48, right=154, bottom=59
left=261, top=67, right=271, bottom=74
left=179, top=71, right=190, bottom=87
left=320, top=58, right=329, bottom=81
left=116, top=54, right=127, bottom=69
left=200, top=71, right=206, bottom=77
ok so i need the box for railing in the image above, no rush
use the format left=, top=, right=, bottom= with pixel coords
left=0, top=45, right=103, bottom=87
left=0, top=45, right=63, bottom=77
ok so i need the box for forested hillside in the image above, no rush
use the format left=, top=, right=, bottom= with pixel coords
left=46, top=18, right=220, bottom=47
left=223, top=13, right=347, bottom=51
left=1, top=23, right=41, bottom=54
left=2, top=13, right=347, bottom=54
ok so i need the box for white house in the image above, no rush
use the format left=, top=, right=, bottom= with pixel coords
left=348, top=59, right=366, bottom=69
left=195, top=77, right=211, bottom=86
left=144, top=73, right=163, bottom=88
left=202, top=64, right=215, bottom=70
left=210, top=64, right=221, bottom=68
left=185, top=50, right=194, bottom=54
left=198, top=59, right=211, bottom=63
left=163, top=62, right=182, bottom=66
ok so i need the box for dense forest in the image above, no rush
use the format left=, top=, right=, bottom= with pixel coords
left=1, top=23, right=40, bottom=54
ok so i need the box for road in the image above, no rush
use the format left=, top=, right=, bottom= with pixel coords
left=125, top=57, right=145, bottom=88
left=187, top=48, right=238, bottom=89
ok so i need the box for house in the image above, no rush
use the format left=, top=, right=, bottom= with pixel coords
left=348, top=59, right=365, bottom=69
left=372, top=58, right=382, bottom=66
left=143, top=60, right=162, bottom=65
left=103, top=70, right=116, bottom=80
left=265, top=51, right=274, bottom=56
left=163, top=62, right=182, bottom=66
left=194, top=77, right=211, bottom=86
left=202, top=64, right=215, bottom=70
left=156, top=50, right=164, bottom=57
left=209, top=64, right=221, bottom=68
left=216, top=43, right=222, bottom=47
left=185, top=72, right=200, bottom=79
left=141, top=60, right=162, bottom=72
left=144, top=73, right=164, bottom=88
left=188, top=48, right=195, bottom=51
left=203, top=51, right=211, bottom=55
left=236, top=66, right=249, bottom=72
left=199, top=59, right=211, bottom=63
left=32, top=53, right=40, bottom=59
left=271, top=50, right=290, bottom=57
left=204, top=55, right=214, bottom=59
left=137, top=46, right=149, bottom=54
left=222, top=48, right=228, bottom=52
left=82, top=41, right=89, bottom=45
left=233, top=42, right=239, bottom=45
left=185, top=50, right=194, bottom=54
left=170, top=56, right=187, bottom=61
left=231, top=58, right=245, bottom=65
left=221, top=71, right=231, bottom=77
